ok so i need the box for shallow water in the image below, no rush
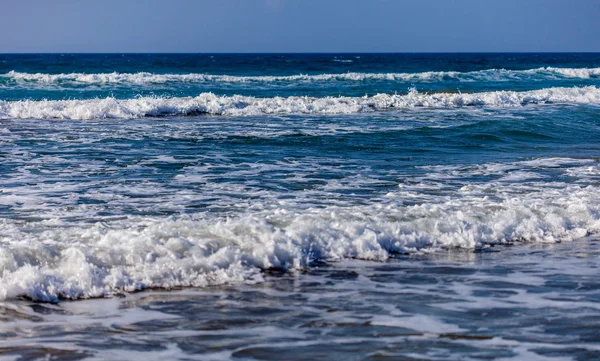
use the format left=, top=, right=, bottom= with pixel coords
left=1, top=241, right=600, bottom=360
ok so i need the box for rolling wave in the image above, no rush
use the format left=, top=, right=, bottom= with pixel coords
left=1, top=159, right=599, bottom=301
left=1, top=66, right=599, bottom=85
left=1, top=86, right=599, bottom=120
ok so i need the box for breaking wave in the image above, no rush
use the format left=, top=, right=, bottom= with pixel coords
left=1, top=67, right=600, bottom=85
left=1, top=86, right=599, bottom=120
left=1, top=159, right=599, bottom=301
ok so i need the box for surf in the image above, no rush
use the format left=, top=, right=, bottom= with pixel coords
left=2, top=66, right=599, bottom=86
left=1, top=157, right=599, bottom=301
left=1, top=86, right=599, bottom=120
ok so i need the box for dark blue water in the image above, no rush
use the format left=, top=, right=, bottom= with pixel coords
left=1, top=53, right=600, bottom=101
left=1, top=53, right=600, bottom=360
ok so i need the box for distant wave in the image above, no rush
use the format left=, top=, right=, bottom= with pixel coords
left=1, top=86, right=599, bottom=120
left=1, top=67, right=600, bottom=85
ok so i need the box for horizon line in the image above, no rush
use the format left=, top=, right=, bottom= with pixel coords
left=1, top=51, right=600, bottom=55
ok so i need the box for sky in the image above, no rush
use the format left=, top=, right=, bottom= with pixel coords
left=1, top=0, right=599, bottom=53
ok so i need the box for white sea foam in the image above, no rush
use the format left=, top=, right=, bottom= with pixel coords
left=1, top=169, right=599, bottom=301
left=2, top=67, right=599, bottom=85
left=543, top=67, right=600, bottom=78
left=1, top=86, right=599, bottom=120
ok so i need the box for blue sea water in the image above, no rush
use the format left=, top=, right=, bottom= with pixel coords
left=1, top=53, right=600, bottom=360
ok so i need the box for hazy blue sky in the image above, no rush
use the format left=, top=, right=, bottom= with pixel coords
left=1, top=0, right=599, bottom=53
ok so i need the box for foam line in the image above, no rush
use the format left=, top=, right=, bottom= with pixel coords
left=1, top=86, right=599, bottom=120
left=2, top=67, right=599, bottom=85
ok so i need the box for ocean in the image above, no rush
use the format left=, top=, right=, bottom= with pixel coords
left=1, top=53, right=600, bottom=360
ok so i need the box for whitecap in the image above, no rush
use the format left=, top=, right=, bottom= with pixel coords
left=1, top=86, right=599, bottom=120
left=2, top=66, right=599, bottom=85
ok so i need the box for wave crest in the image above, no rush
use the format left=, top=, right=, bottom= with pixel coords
left=1, top=173, right=599, bottom=301
left=2, top=67, right=600, bottom=85
left=1, top=86, right=599, bottom=120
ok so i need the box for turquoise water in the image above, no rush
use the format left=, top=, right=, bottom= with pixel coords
left=1, top=53, right=600, bottom=360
